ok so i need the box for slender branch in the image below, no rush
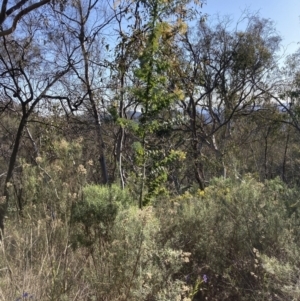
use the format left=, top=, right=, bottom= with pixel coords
left=0, top=0, right=50, bottom=37
left=6, top=0, right=29, bottom=16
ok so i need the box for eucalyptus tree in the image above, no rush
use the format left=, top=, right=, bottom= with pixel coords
left=0, top=7, right=72, bottom=233
left=266, top=49, right=300, bottom=133
left=50, top=0, right=135, bottom=184
left=174, top=15, right=281, bottom=188
left=254, top=48, right=300, bottom=184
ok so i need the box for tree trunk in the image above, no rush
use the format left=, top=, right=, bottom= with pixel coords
left=78, top=4, right=109, bottom=184
left=1, top=113, right=29, bottom=235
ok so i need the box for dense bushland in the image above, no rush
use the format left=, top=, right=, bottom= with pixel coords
left=1, top=149, right=300, bottom=300
left=1, top=0, right=300, bottom=300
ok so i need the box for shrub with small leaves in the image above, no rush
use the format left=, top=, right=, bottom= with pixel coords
left=71, top=184, right=133, bottom=248
left=155, top=176, right=300, bottom=300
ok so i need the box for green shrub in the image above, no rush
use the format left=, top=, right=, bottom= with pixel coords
left=155, top=176, right=300, bottom=301
left=84, top=206, right=191, bottom=301
left=2, top=174, right=300, bottom=300
left=70, top=184, right=133, bottom=248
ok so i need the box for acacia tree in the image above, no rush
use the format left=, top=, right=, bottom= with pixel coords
left=173, top=15, right=281, bottom=188
left=121, top=0, right=200, bottom=205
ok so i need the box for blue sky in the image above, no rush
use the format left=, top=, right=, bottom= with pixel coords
left=201, top=0, right=300, bottom=56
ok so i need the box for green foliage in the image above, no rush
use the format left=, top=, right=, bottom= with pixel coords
left=85, top=206, right=191, bottom=300
left=107, top=102, right=119, bottom=122
left=155, top=176, right=300, bottom=300
left=3, top=173, right=300, bottom=300
left=6, top=138, right=86, bottom=222
left=144, top=149, right=186, bottom=204
left=127, top=0, right=193, bottom=205
left=70, top=184, right=133, bottom=248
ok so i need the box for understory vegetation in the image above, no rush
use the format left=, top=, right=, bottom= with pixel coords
left=2, top=164, right=300, bottom=300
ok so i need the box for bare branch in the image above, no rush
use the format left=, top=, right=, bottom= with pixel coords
left=0, top=0, right=50, bottom=37
left=0, top=0, right=8, bottom=24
